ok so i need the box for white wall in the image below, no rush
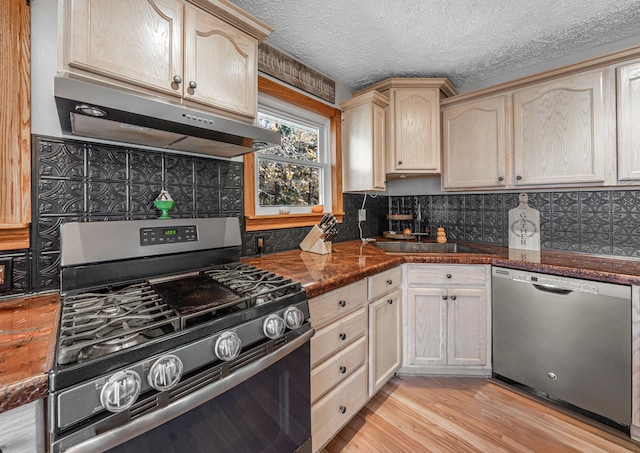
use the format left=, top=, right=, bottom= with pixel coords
left=31, top=0, right=62, bottom=137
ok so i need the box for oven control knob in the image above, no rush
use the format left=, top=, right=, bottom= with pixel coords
left=100, top=370, right=141, bottom=413
left=148, top=355, right=183, bottom=391
left=283, top=307, right=305, bottom=329
left=214, top=331, right=242, bottom=361
left=263, top=314, right=286, bottom=339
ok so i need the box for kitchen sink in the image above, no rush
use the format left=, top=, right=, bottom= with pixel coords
left=374, top=241, right=487, bottom=254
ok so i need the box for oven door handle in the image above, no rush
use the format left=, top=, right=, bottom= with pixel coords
left=62, top=327, right=315, bottom=453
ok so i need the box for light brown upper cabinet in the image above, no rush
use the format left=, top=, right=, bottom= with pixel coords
left=512, top=69, right=615, bottom=187
left=341, top=91, right=389, bottom=192
left=63, top=0, right=271, bottom=121
left=617, top=60, right=640, bottom=182
left=441, top=68, right=616, bottom=190
left=442, top=95, right=511, bottom=190
left=0, top=0, right=31, bottom=251
left=354, top=78, right=457, bottom=178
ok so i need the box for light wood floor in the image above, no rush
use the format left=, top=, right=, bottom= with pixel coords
left=323, top=376, right=640, bottom=453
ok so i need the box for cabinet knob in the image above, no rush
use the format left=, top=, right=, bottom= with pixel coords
left=339, top=366, right=347, bottom=374
left=339, top=333, right=347, bottom=341
left=387, top=299, right=393, bottom=304
left=338, top=300, right=346, bottom=307
left=450, top=295, right=457, bottom=301
left=498, top=176, right=504, bottom=182
left=339, top=405, right=347, bottom=414
left=446, top=274, right=452, bottom=279
left=442, top=295, right=448, bottom=300
left=172, top=75, right=182, bottom=84
left=188, top=80, right=197, bottom=89
left=397, top=160, right=403, bottom=165
left=386, top=279, right=393, bottom=285
left=516, top=175, right=522, bottom=181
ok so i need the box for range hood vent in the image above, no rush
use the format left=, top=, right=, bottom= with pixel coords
left=54, top=75, right=280, bottom=158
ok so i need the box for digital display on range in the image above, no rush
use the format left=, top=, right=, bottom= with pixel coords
left=139, top=225, right=198, bottom=245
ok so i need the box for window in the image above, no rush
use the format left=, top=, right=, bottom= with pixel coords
left=244, top=77, right=343, bottom=231
left=254, top=99, right=330, bottom=215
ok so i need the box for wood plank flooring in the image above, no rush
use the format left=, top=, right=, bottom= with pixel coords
left=322, top=376, right=640, bottom=453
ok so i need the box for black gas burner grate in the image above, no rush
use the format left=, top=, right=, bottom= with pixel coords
left=57, top=282, right=179, bottom=365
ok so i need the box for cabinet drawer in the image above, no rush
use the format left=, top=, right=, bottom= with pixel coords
left=368, top=266, right=402, bottom=300
left=311, top=307, right=366, bottom=368
left=309, top=280, right=367, bottom=330
left=0, top=400, right=43, bottom=453
left=312, top=364, right=368, bottom=452
left=311, top=336, right=366, bottom=403
left=407, top=264, right=487, bottom=286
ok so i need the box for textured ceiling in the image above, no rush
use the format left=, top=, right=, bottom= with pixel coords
left=227, top=0, right=640, bottom=92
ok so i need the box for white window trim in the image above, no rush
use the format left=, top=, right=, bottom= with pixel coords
left=255, top=93, right=332, bottom=216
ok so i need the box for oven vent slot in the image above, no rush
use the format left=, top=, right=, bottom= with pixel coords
left=168, top=366, right=225, bottom=402
left=129, top=397, right=161, bottom=419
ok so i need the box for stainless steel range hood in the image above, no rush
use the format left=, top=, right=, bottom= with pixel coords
left=54, top=74, right=280, bottom=158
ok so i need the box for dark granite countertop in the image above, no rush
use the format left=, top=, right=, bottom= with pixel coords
left=0, top=293, right=60, bottom=413
left=3, top=239, right=640, bottom=412
left=243, top=239, right=640, bottom=298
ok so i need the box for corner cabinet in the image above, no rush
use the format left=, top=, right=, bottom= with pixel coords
left=617, top=60, right=640, bottom=182
left=353, top=78, right=457, bottom=178
left=341, top=91, right=390, bottom=192
left=0, top=0, right=31, bottom=251
left=62, top=0, right=270, bottom=121
left=401, top=264, right=491, bottom=376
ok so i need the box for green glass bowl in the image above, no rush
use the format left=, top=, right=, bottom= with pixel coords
left=153, top=199, right=175, bottom=219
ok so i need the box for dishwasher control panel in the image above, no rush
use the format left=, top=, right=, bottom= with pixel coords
left=511, top=272, right=599, bottom=294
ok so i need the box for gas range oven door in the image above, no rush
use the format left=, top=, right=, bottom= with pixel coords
left=54, top=327, right=313, bottom=453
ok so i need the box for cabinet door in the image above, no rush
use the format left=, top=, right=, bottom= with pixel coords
left=446, top=288, right=488, bottom=366
left=368, top=289, right=401, bottom=396
left=388, top=88, right=440, bottom=173
left=405, top=288, right=446, bottom=366
left=513, top=69, right=612, bottom=186
left=617, top=60, right=640, bottom=181
left=184, top=3, right=257, bottom=119
left=442, top=95, right=509, bottom=189
left=341, top=92, right=389, bottom=192
left=66, top=0, right=183, bottom=97
left=0, top=0, right=30, bottom=250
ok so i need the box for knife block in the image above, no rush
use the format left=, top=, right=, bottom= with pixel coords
left=300, top=225, right=332, bottom=255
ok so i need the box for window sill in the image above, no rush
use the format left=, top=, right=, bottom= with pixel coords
left=245, top=213, right=344, bottom=232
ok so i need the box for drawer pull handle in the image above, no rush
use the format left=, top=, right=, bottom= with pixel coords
left=339, top=405, right=347, bottom=414
left=387, top=299, right=393, bottom=304
left=340, top=366, right=347, bottom=374
left=386, top=279, right=393, bottom=285
left=442, top=295, right=448, bottom=300
left=338, top=300, right=346, bottom=307
left=450, top=295, right=457, bottom=301
left=446, top=274, right=452, bottom=279
left=339, top=333, right=347, bottom=341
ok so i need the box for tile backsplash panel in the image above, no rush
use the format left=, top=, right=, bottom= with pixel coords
left=0, top=136, right=387, bottom=296
left=2, top=134, right=640, bottom=297
left=390, top=190, right=640, bottom=256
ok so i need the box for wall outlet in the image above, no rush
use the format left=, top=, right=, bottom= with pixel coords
left=0, top=257, right=13, bottom=291
left=358, top=209, right=366, bottom=222
left=256, top=236, right=265, bottom=255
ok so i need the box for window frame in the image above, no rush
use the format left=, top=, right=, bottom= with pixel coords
left=254, top=99, right=331, bottom=215
left=244, top=76, right=343, bottom=232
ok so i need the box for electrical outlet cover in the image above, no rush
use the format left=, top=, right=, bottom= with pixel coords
left=358, top=209, right=366, bottom=222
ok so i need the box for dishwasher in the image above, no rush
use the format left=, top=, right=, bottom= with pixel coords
left=492, top=267, right=631, bottom=431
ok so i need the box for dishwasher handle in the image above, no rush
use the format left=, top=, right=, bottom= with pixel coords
left=532, top=283, right=573, bottom=295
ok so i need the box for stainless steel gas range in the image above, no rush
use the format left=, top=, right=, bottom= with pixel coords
left=49, top=217, right=313, bottom=453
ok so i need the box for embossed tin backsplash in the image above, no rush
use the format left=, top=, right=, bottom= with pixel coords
left=2, top=134, right=640, bottom=296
